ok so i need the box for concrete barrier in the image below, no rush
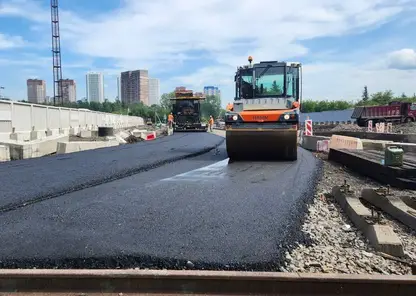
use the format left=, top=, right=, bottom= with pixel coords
left=300, top=135, right=330, bottom=151
left=0, top=99, right=144, bottom=140
left=56, top=140, right=119, bottom=154
left=329, top=135, right=363, bottom=150
left=1, top=134, right=69, bottom=160
left=0, top=145, right=10, bottom=162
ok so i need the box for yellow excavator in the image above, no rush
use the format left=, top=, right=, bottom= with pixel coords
left=224, top=56, right=302, bottom=161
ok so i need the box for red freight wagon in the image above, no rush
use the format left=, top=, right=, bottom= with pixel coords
left=351, top=101, right=416, bottom=127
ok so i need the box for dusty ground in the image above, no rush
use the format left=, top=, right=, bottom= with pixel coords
left=284, top=154, right=416, bottom=275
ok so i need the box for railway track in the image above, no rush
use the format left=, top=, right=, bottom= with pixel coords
left=0, top=269, right=415, bottom=295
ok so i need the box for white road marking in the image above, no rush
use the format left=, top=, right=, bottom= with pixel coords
left=161, top=159, right=230, bottom=182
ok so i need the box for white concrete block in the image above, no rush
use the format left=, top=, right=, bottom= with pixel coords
left=30, top=130, right=46, bottom=141
left=115, top=135, right=127, bottom=144
left=56, top=140, right=119, bottom=154
left=79, top=130, right=93, bottom=138
left=9, top=132, right=31, bottom=142
left=0, top=145, right=10, bottom=162
left=2, top=134, right=69, bottom=160
left=132, top=129, right=147, bottom=137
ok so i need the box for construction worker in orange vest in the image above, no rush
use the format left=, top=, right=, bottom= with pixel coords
left=226, top=103, right=233, bottom=111
left=168, top=113, right=174, bottom=129
left=209, top=115, right=214, bottom=132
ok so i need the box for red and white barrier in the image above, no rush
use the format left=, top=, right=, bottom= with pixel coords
left=375, top=122, right=385, bottom=133
left=305, top=119, right=313, bottom=136
left=316, top=140, right=330, bottom=153
left=367, top=120, right=373, bottom=132
left=144, top=131, right=156, bottom=141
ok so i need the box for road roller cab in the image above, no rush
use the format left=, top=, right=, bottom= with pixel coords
left=225, top=57, right=302, bottom=161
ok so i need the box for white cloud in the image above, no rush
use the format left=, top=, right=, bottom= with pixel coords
left=65, top=0, right=406, bottom=68
left=0, top=33, right=25, bottom=49
left=387, top=48, right=416, bottom=70
left=0, top=0, right=415, bottom=103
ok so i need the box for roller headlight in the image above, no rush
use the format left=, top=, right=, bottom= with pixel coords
left=284, top=114, right=290, bottom=120
left=232, top=115, right=238, bottom=120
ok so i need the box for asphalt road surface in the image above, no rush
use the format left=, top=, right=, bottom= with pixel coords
left=0, top=144, right=322, bottom=270
left=0, top=132, right=224, bottom=212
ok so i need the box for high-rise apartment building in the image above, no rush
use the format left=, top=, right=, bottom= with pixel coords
left=27, top=79, right=46, bottom=103
left=203, top=86, right=221, bottom=97
left=116, top=76, right=121, bottom=101
left=120, top=70, right=149, bottom=105
left=59, top=79, right=76, bottom=103
left=148, top=78, right=160, bottom=106
left=86, top=72, right=104, bottom=103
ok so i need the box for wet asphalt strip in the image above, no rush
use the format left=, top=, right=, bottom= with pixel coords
left=0, top=133, right=225, bottom=213
left=0, top=146, right=323, bottom=271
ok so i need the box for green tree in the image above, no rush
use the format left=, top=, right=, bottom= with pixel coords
left=201, top=95, right=221, bottom=120
left=362, top=86, right=369, bottom=102
left=370, top=90, right=394, bottom=105
left=160, top=92, right=175, bottom=110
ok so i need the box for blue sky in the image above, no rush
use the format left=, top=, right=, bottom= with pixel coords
left=1, top=0, right=416, bottom=107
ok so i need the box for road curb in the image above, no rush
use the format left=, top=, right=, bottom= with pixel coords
left=332, top=185, right=404, bottom=257
left=0, top=136, right=225, bottom=213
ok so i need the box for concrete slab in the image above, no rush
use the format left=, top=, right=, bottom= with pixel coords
left=56, top=140, right=119, bottom=154
left=30, top=130, right=47, bottom=141
left=9, top=132, right=31, bottom=142
left=361, top=188, right=416, bottom=231
left=400, top=196, right=416, bottom=210
left=332, top=186, right=404, bottom=257
left=132, top=129, right=147, bottom=137
left=114, top=135, right=127, bottom=144
left=118, top=130, right=130, bottom=140
left=0, top=145, right=10, bottom=162
left=79, top=130, right=93, bottom=138
left=366, top=225, right=404, bottom=257
left=332, top=186, right=372, bottom=231
left=301, top=135, right=330, bottom=151
left=0, top=134, right=69, bottom=160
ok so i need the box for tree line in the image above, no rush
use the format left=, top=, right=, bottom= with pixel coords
left=300, top=87, right=416, bottom=113
left=13, top=86, right=416, bottom=118
left=16, top=91, right=223, bottom=122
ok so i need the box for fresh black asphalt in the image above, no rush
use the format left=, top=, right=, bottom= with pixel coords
left=0, top=137, right=322, bottom=270
left=0, top=133, right=224, bottom=212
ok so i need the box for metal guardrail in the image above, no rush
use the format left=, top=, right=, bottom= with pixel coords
left=0, top=269, right=415, bottom=295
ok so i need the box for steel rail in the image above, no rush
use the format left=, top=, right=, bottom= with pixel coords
left=0, top=269, right=415, bottom=295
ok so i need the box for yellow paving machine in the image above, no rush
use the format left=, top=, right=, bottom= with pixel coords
left=225, top=56, right=302, bottom=161
left=170, top=87, right=208, bottom=132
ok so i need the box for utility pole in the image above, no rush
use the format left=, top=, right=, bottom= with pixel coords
left=50, top=0, right=63, bottom=106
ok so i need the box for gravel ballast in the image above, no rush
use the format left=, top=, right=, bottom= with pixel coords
left=283, top=154, right=416, bottom=275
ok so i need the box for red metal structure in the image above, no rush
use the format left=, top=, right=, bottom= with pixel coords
left=352, top=101, right=416, bottom=127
